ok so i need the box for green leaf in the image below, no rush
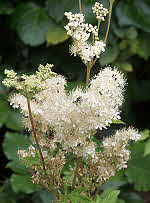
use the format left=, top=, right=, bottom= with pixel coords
left=33, top=189, right=54, bottom=203
left=139, top=129, right=150, bottom=141
left=0, top=193, right=12, bottom=203
left=21, top=154, right=40, bottom=166
left=117, top=200, right=125, bottom=203
left=6, top=110, right=23, bottom=131
left=99, top=46, right=119, bottom=67
left=68, top=187, right=93, bottom=203
left=69, top=193, right=93, bottom=203
left=46, top=27, right=69, bottom=46
left=144, top=138, right=150, bottom=156
left=3, top=132, right=31, bottom=161
left=10, top=174, right=38, bottom=194
left=129, top=142, right=145, bottom=159
left=63, top=183, right=68, bottom=203
left=116, top=1, right=150, bottom=33
left=119, top=63, right=133, bottom=72
left=102, top=179, right=127, bottom=191
left=47, top=0, right=64, bottom=23
left=0, top=99, right=9, bottom=125
left=12, top=3, right=54, bottom=46
left=138, top=33, right=150, bottom=60
left=112, top=120, right=126, bottom=125
left=124, top=27, right=138, bottom=40
left=126, top=155, right=150, bottom=191
left=0, top=2, right=14, bottom=15
left=0, top=99, right=23, bottom=130
left=71, top=187, right=89, bottom=194
left=96, top=189, right=120, bottom=203
left=122, top=192, right=143, bottom=203
left=6, top=160, right=28, bottom=175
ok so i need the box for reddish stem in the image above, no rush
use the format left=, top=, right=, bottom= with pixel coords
left=27, top=98, right=46, bottom=172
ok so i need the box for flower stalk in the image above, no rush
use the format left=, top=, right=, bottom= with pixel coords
left=86, top=64, right=91, bottom=91
left=79, top=0, right=82, bottom=13
left=27, top=98, right=46, bottom=172
left=104, top=0, right=114, bottom=43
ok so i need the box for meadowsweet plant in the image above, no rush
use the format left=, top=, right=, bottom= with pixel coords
left=2, top=1, right=141, bottom=202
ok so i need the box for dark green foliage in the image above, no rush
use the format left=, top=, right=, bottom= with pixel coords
left=116, top=0, right=150, bottom=33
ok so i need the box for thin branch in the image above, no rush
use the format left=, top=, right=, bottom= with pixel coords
left=79, top=0, right=82, bottom=13
left=27, top=98, right=46, bottom=172
left=104, top=2, right=113, bottom=43
left=86, top=64, right=91, bottom=91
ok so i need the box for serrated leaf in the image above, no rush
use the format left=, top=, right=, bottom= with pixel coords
left=46, top=27, right=69, bottom=46
left=96, top=189, right=120, bottom=203
left=3, top=132, right=31, bottom=161
left=21, top=154, right=40, bottom=166
left=126, top=155, right=150, bottom=191
left=69, top=193, right=93, bottom=203
left=100, top=46, right=119, bottom=67
left=12, top=3, right=54, bottom=46
left=10, top=174, right=38, bottom=194
left=71, top=187, right=89, bottom=195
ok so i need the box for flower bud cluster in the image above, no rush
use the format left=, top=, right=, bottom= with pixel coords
left=92, top=2, right=109, bottom=21
left=3, top=64, right=56, bottom=98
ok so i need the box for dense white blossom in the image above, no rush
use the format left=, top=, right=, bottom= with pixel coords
left=92, top=2, right=109, bottom=21
left=10, top=67, right=127, bottom=154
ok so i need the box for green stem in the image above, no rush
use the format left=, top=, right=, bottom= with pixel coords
left=27, top=98, right=46, bottom=172
left=104, top=2, right=113, bottom=43
left=97, top=20, right=101, bottom=32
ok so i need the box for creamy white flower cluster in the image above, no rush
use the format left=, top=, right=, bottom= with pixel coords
left=92, top=2, right=109, bottom=21
left=64, top=9, right=106, bottom=64
left=10, top=66, right=141, bottom=187
left=12, top=68, right=125, bottom=154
